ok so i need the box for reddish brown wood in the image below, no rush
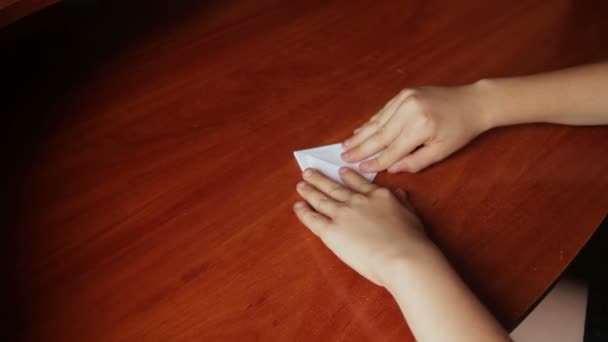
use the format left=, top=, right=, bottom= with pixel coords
left=5, top=0, right=608, bottom=340
left=0, top=0, right=59, bottom=28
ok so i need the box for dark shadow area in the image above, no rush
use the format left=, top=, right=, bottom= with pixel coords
left=567, top=216, right=608, bottom=342
left=2, top=0, right=219, bottom=168
left=558, top=0, right=608, bottom=67
left=1, top=1, right=218, bottom=339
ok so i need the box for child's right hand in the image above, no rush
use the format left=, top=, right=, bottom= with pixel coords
left=341, top=83, right=491, bottom=173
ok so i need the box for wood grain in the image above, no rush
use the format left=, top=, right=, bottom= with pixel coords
left=3, top=0, right=608, bottom=340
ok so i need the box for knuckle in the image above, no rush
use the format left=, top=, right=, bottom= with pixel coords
left=351, top=146, right=364, bottom=158
left=306, top=173, right=320, bottom=184
left=334, top=204, right=354, bottom=219
left=399, top=88, right=414, bottom=98
left=312, top=175, right=329, bottom=186
left=333, top=202, right=347, bottom=214
left=371, top=157, right=384, bottom=169
left=405, top=93, right=430, bottom=114
left=369, top=132, right=386, bottom=145
left=300, top=186, right=312, bottom=197
left=400, top=162, right=412, bottom=172
left=406, top=162, right=422, bottom=173
left=350, top=193, right=368, bottom=204
left=303, top=210, right=315, bottom=221
left=375, top=155, right=390, bottom=169
left=365, top=120, right=379, bottom=130
left=301, top=213, right=316, bottom=226
left=404, top=94, right=436, bottom=128
left=332, top=207, right=345, bottom=220
left=419, top=113, right=436, bottom=133
left=399, top=160, right=414, bottom=172
left=314, top=197, right=327, bottom=209
left=376, top=125, right=387, bottom=137
left=408, top=166, right=421, bottom=173
left=373, top=188, right=392, bottom=198
left=383, top=143, right=402, bottom=159
left=318, top=198, right=339, bottom=212
left=327, top=185, right=345, bottom=198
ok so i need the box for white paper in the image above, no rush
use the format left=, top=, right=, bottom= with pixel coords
left=293, top=143, right=378, bottom=184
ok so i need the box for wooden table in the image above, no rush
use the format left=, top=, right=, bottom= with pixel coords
left=4, top=0, right=608, bottom=340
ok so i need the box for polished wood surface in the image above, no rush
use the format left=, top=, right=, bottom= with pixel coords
left=0, top=0, right=59, bottom=28
left=4, top=0, right=608, bottom=340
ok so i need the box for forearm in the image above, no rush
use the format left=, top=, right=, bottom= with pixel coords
left=385, top=245, right=510, bottom=342
left=477, top=62, right=608, bottom=129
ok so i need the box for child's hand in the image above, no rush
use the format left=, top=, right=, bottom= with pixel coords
left=341, top=84, right=490, bottom=173
left=293, top=168, right=433, bottom=287
left=294, top=168, right=510, bottom=341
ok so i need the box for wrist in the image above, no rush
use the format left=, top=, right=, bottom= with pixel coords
left=470, top=78, right=503, bottom=131
left=378, top=240, right=445, bottom=293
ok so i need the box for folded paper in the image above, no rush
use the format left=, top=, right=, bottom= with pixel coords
left=293, top=143, right=378, bottom=184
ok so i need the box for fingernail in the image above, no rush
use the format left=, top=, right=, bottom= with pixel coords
left=297, top=181, right=307, bottom=189
left=343, top=138, right=352, bottom=147
left=341, top=152, right=350, bottom=160
left=294, top=201, right=306, bottom=209
left=303, top=168, right=314, bottom=178
left=339, top=167, right=349, bottom=174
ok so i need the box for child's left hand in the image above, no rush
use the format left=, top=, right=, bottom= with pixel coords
left=294, top=168, right=510, bottom=342
left=293, top=168, right=433, bottom=288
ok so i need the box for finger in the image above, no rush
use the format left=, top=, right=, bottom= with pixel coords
left=342, top=123, right=399, bottom=163
left=302, top=169, right=353, bottom=202
left=354, top=113, right=380, bottom=134
left=293, top=201, right=331, bottom=237
left=375, top=91, right=410, bottom=126
left=358, top=130, right=427, bottom=172
left=296, top=181, right=341, bottom=218
left=343, top=119, right=381, bottom=149
left=339, top=167, right=378, bottom=194
left=388, top=144, right=449, bottom=173
left=345, top=91, right=408, bottom=147
left=352, top=120, right=370, bottom=135
left=352, top=100, right=393, bottom=136
left=375, top=89, right=417, bottom=128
